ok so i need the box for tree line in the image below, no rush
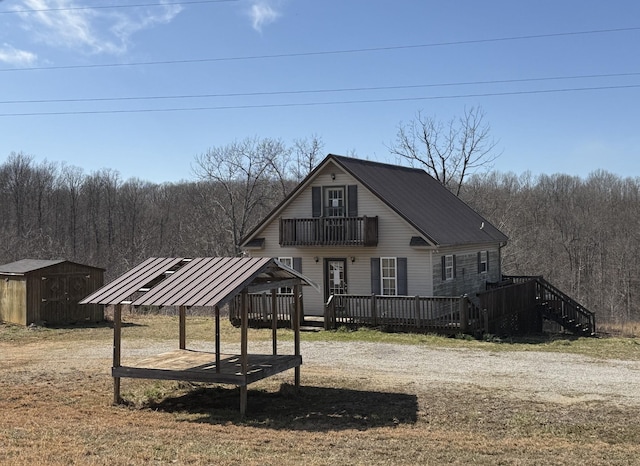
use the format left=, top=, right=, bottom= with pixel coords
left=2, top=138, right=638, bottom=326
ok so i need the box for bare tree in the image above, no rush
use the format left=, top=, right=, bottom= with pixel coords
left=291, top=134, right=325, bottom=181
left=192, top=136, right=288, bottom=255
left=388, top=107, right=500, bottom=196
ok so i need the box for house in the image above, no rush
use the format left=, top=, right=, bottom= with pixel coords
left=240, top=154, right=508, bottom=321
left=0, top=259, right=104, bottom=326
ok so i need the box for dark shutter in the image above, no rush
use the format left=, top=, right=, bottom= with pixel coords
left=441, top=256, right=446, bottom=281
left=477, top=251, right=482, bottom=274
left=486, top=252, right=489, bottom=272
left=293, top=257, right=302, bottom=273
left=371, top=258, right=381, bottom=294
left=312, top=186, right=321, bottom=217
left=347, top=185, right=358, bottom=217
left=397, top=257, right=408, bottom=295
left=453, top=255, right=457, bottom=278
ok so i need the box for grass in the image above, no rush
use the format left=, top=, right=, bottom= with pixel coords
left=2, top=314, right=640, bottom=464
left=2, top=314, right=640, bottom=360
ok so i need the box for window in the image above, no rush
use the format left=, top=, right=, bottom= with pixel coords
left=479, top=251, right=488, bottom=274
left=444, top=255, right=455, bottom=280
left=278, top=257, right=293, bottom=294
left=324, top=187, right=345, bottom=217
left=381, top=257, right=397, bottom=295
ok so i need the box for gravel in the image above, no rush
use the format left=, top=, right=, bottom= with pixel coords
left=4, top=338, right=640, bottom=407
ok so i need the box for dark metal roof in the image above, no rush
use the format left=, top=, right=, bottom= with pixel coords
left=0, top=259, right=66, bottom=275
left=328, top=155, right=508, bottom=246
left=241, top=154, right=508, bottom=248
left=80, top=257, right=319, bottom=307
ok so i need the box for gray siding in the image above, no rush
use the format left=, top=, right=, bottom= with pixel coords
left=432, top=247, right=501, bottom=299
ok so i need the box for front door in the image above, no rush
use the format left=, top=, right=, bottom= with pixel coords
left=324, top=258, right=347, bottom=301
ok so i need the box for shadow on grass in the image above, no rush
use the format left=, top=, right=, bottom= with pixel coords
left=146, top=383, right=418, bottom=430
left=45, top=320, right=145, bottom=330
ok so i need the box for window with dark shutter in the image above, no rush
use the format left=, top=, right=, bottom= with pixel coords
left=443, top=255, right=455, bottom=280
left=312, top=186, right=322, bottom=217
left=397, top=257, right=408, bottom=295
left=371, top=258, right=381, bottom=294
left=347, top=185, right=358, bottom=217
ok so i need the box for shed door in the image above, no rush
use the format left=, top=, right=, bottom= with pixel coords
left=41, top=274, right=90, bottom=323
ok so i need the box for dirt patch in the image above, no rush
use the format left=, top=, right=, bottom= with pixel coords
left=2, top=332, right=640, bottom=465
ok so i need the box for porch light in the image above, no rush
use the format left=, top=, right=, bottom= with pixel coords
left=314, top=256, right=319, bottom=262
left=350, top=256, right=356, bottom=263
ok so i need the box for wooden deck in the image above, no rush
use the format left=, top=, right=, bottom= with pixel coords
left=114, top=349, right=302, bottom=386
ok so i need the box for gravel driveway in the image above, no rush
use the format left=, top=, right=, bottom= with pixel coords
left=4, top=338, right=640, bottom=407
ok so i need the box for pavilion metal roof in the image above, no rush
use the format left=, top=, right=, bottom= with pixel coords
left=80, top=257, right=318, bottom=308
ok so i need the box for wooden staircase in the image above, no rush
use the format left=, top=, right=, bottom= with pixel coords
left=503, top=276, right=596, bottom=336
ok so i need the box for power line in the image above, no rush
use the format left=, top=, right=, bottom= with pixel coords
left=2, top=71, right=639, bottom=105
left=0, top=0, right=238, bottom=14
left=2, top=26, right=639, bottom=73
left=1, top=83, right=638, bottom=117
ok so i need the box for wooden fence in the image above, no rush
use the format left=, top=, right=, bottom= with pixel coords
left=477, top=279, right=541, bottom=335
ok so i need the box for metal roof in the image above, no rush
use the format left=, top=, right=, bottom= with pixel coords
left=0, top=259, right=104, bottom=276
left=331, top=155, right=508, bottom=246
left=242, top=154, right=508, bottom=247
left=80, top=257, right=319, bottom=307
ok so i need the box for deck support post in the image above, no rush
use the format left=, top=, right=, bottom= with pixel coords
left=459, top=295, right=469, bottom=334
left=179, top=305, right=186, bottom=350
left=293, top=284, right=301, bottom=388
left=371, top=293, right=378, bottom=326
left=113, top=303, right=122, bottom=405
left=240, top=290, right=249, bottom=416
left=271, top=289, right=278, bottom=355
left=215, top=305, right=221, bottom=373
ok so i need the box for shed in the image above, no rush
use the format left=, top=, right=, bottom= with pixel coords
left=0, top=259, right=105, bottom=326
left=80, top=257, right=319, bottom=415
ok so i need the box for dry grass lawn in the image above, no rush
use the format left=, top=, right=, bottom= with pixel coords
left=1, top=315, right=640, bottom=465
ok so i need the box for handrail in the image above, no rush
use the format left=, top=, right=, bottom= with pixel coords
left=535, top=277, right=596, bottom=334
left=502, top=275, right=596, bottom=335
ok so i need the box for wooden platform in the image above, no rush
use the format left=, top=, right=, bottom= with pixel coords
left=113, top=349, right=302, bottom=387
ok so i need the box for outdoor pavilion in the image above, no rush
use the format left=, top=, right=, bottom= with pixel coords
left=80, top=257, right=319, bottom=416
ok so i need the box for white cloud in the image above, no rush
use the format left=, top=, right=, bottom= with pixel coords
left=248, top=1, right=282, bottom=32
left=14, top=0, right=183, bottom=56
left=0, top=43, right=37, bottom=66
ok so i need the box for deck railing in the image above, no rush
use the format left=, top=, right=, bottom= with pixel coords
left=229, top=292, right=302, bottom=328
left=324, top=294, right=483, bottom=335
left=279, top=216, right=378, bottom=246
left=481, top=275, right=596, bottom=335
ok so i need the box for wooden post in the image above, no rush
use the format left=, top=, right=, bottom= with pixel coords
left=215, top=305, right=221, bottom=373
left=271, top=289, right=278, bottom=355
left=113, top=304, right=122, bottom=405
left=293, top=284, right=301, bottom=388
left=483, top=309, right=489, bottom=334
left=240, top=290, right=249, bottom=416
left=262, top=292, right=269, bottom=322
left=414, top=296, right=421, bottom=329
left=371, top=293, right=377, bottom=326
left=179, top=305, right=186, bottom=350
left=459, top=296, right=468, bottom=334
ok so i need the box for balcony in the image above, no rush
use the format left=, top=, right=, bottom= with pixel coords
left=279, top=216, right=378, bottom=247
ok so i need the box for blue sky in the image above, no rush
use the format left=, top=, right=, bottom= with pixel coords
left=1, top=0, right=639, bottom=183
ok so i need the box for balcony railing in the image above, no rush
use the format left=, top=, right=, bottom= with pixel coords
left=279, top=216, right=378, bottom=247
